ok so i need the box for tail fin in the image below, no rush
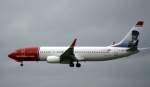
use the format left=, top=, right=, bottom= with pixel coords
left=113, top=21, right=144, bottom=50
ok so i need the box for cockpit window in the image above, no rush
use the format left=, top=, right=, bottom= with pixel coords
left=16, top=49, right=21, bottom=53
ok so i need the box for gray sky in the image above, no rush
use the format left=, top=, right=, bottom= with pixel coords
left=0, top=0, right=150, bottom=87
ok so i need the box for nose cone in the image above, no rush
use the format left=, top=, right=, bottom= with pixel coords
left=8, top=52, right=16, bottom=59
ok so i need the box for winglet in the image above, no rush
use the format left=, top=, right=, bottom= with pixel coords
left=70, top=38, right=77, bottom=48
left=135, top=20, right=144, bottom=27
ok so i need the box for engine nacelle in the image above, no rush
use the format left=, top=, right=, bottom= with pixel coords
left=46, top=56, right=60, bottom=63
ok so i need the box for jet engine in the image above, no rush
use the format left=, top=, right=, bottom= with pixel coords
left=47, top=56, right=60, bottom=63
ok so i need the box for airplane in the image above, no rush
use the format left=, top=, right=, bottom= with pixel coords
left=8, top=20, right=146, bottom=67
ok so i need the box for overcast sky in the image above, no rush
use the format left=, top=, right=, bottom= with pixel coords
left=1, top=0, right=150, bottom=87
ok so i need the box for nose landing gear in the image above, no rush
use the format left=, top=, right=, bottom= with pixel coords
left=20, top=62, right=23, bottom=67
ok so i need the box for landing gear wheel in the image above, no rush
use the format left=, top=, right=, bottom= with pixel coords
left=69, top=63, right=74, bottom=67
left=20, top=62, right=23, bottom=67
left=76, top=63, right=81, bottom=67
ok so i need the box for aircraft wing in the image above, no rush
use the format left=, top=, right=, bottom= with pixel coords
left=138, top=47, right=150, bottom=56
left=139, top=47, right=150, bottom=51
left=60, top=39, right=77, bottom=63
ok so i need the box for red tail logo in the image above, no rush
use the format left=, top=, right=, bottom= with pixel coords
left=135, top=21, right=144, bottom=27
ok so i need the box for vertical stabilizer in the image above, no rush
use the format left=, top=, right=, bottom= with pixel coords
left=113, top=21, right=144, bottom=50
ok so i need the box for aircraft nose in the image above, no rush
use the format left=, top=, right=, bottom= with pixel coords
left=8, top=52, right=16, bottom=59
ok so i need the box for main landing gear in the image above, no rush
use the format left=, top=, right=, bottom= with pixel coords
left=69, top=61, right=81, bottom=68
left=76, top=62, right=81, bottom=67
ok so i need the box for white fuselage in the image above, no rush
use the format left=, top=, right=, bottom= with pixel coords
left=39, top=46, right=136, bottom=62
